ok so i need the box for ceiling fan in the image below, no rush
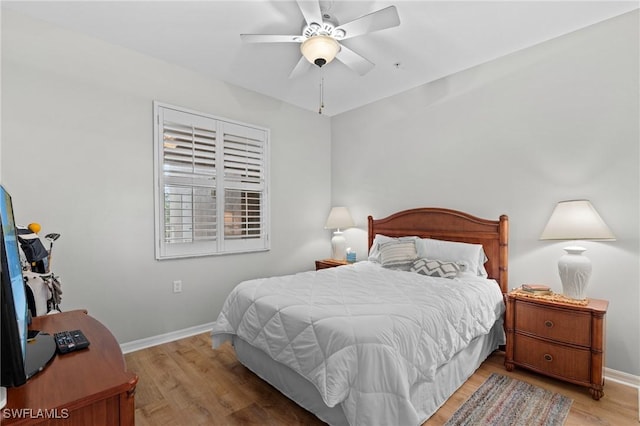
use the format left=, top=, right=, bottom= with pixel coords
left=240, top=0, right=400, bottom=79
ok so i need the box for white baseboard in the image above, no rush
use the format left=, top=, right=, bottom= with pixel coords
left=604, top=367, right=640, bottom=389
left=120, top=322, right=214, bottom=354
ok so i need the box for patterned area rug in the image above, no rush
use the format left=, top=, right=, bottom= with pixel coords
left=445, top=373, right=573, bottom=426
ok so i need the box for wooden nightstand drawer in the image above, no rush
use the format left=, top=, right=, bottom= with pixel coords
left=514, top=334, right=591, bottom=382
left=514, top=300, right=591, bottom=347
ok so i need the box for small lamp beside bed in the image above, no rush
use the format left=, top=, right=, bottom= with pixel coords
left=540, top=200, right=615, bottom=300
left=325, top=206, right=355, bottom=260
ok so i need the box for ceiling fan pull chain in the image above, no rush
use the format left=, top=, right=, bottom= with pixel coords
left=319, top=76, right=325, bottom=115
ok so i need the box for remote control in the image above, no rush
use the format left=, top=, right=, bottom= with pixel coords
left=54, top=329, right=90, bottom=354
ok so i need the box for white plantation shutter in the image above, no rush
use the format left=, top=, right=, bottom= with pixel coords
left=154, top=103, right=269, bottom=259
left=223, top=128, right=264, bottom=186
left=222, top=123, right=266, bottom=250
left=162, top=121, right=216, bottom=180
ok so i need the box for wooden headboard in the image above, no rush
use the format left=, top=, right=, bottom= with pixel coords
left=368, top=208, right=509, bottom=294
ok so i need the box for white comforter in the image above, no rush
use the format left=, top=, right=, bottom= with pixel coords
left=211, top=261, right=505, bottom=426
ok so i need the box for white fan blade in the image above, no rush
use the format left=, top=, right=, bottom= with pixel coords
left=335, top=6, right=400, bottom=40
left=336, top=45, right=374, bottom=76
left=240, top=34, right=301, bottom=43
left=289, top=56, right=312, bottom=79
left=296, top=0, right=323, bottom=26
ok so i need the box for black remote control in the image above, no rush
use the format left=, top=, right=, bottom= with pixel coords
left=54, top=329, right=90, bottom=354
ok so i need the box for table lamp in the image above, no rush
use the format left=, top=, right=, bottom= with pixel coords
left=324, top=207, right=355, bottom=260
left=540, top=200, right=615, bottom=299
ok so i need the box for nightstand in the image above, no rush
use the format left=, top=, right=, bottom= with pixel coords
left=504, top=291, right=608, bottom=400
left=315, top=259, right=348, bottom=270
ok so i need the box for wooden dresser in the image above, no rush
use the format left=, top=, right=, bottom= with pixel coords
left=4, top=310, right=138, bottom=425
left=504, top=292, right=608, bottom=400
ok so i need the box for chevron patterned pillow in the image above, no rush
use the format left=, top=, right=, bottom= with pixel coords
left=410, top=258, right=461, bottom=278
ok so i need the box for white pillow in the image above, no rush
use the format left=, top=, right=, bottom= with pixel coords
left=368, top=234, right=418, bottom=263
left=416, top=238, right=488, bottom=277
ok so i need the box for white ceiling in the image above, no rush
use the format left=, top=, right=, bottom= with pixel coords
left=3, top=1, right=638, bottom=116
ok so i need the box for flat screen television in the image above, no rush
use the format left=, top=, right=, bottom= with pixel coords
left=1, top=185, right=55, bottom=393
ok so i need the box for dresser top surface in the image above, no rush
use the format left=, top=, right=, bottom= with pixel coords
left=508, top=292, right=609, bottom=313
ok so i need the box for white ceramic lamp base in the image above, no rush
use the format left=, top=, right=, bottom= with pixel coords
left=558, top=246, right=592, bottom=300
left=331, top=230, right=347, bottom=260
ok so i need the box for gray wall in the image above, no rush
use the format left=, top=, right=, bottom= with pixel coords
left=1, top=10, right=333, bottom=343
left=331, top=10, right=639, bottom=376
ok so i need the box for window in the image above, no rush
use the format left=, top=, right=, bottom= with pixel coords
left=153, top=102, right=269, bottom=259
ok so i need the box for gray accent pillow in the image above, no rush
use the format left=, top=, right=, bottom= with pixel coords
left=416, top=238, right=488, bottom=277
left=410, top=258, right=461, bottom=278
left=368, top=235, right=418, bottom=263
left=379, top=240, right=418, bottom=269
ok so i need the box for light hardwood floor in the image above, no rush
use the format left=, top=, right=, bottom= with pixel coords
left=124, top=333, right=638, bottom=425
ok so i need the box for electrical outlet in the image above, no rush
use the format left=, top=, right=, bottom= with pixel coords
left=173, top=280, right=182, bottom=293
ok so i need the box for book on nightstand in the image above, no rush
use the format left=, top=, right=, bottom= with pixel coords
left=521, top=284, right=552, bottom=295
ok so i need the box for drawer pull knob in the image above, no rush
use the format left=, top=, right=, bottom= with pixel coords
left=544, top=320, right=554, bottom=328
left=544, top=353, right=553, bottom=362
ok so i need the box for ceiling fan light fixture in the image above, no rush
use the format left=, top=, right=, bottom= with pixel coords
left=301, top=35, right=340, bottom=67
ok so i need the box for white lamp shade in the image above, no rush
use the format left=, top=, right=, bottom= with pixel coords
left=324, top=207, right=355, bottom=230
left=301, top=35, right=340, bottom=66
left=540, top=200, right=615, bottom=241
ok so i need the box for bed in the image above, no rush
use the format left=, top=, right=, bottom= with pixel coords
left=211, top=207, right=509, bottom=426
